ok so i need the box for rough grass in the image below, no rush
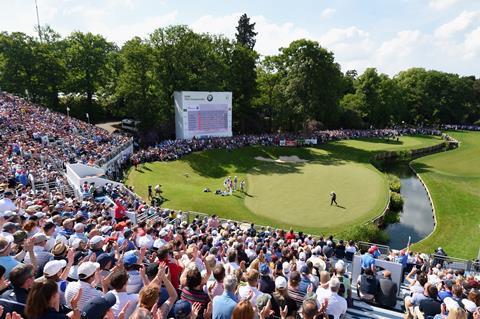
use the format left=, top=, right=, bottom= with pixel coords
left=411, top=131, right=480, bottom=259
left=125, top=135, right=442, bottom=236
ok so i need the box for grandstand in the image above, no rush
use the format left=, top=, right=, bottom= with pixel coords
left=0, top=93, right=478, bottom=319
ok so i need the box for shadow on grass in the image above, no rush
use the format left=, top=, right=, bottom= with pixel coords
left=179, top=139, right=437, bottom=178
left=410, top=162, right=434, bottom=174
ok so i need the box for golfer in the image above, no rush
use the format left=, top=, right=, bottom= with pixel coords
left=330, top=191, right=338, bottom=206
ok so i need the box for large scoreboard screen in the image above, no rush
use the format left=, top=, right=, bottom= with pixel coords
left=174, top=91, right=232, bottom=139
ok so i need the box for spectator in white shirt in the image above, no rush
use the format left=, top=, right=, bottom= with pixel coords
left=110, top=269, right=139, bottom=319
left=0, top=191, right=17, bottom=212
left=238, top=269, right=263, bottom=306
left=24, top=233, right=53, bottom=275
left=65, top=261, right=103, bottom=310
left=327, top=277, right=347, bottom=319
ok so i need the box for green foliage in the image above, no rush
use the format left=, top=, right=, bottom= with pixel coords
left=337, top=223, right=389, bottom=244
left=387, top=174, right=401, bottom=192
left=383, top=210, right=400, bottom=224
left=1, top=24, right=479, bottom=135
left=389, top=191, right=404, bottom=211
left=235, top=14, right=257, bottom=49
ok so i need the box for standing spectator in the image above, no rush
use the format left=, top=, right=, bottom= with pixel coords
left=326, top=277, right=347, bottom=319
left=375, top=271, right=398, bottom=308
left=0, top=264, right=35, bottom=319
left=270, top=276, right=298, bottom=318
left=212, top=275, right=238, bottom=319
left=64, top=261, right=103, bottom=310
left=258, top=264, right=275, bottom=294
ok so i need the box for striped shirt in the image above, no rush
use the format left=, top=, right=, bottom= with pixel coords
left=181, top=287, right=210, bottom=319
left=65, top=280, right=103, bottom=310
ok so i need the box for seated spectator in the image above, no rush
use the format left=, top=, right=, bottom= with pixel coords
left=357, top=268, right=379, bottom=302
left=232, top=300, right=255, bottom=319
left=376, top=271, right=398, bottom=308
left=416, top=285, right=441, bottom=319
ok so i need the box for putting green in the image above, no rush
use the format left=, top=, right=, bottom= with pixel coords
left=245, top=161, right=387, bottom=229
left=125, top=135, right=443, bottom=235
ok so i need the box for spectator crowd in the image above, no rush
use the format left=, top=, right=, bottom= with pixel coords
left=0, top=92, right=478, bottom=319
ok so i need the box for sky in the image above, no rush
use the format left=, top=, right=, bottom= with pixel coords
left=1, top=0, right=480, bottom=77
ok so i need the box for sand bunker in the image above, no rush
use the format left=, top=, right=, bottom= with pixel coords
left=254, top=155, right=308, bottom=163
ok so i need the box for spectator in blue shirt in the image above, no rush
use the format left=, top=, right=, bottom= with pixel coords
left=361, top=248, right=376, bottom=273
left=212, top=275, right=238, bottom=319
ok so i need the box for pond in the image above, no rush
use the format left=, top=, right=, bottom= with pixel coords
left=381, top=162, right=435, bottom=249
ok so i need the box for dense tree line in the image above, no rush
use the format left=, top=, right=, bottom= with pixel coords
left=1, top=16, right=479, bottom=141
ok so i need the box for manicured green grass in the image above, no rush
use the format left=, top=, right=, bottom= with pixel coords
left=125, top=135, right=442, bottom=235
left=411, top=131, right=480, bottom=259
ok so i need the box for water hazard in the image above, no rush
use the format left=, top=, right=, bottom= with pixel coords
left=381, top=162, right=435, bottom=249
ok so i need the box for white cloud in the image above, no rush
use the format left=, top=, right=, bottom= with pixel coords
left=320, top=8, right=336, bottom=19
left=434, top=10, right=479, bottom=38
left=319, top=26, right=374, bottom=61
left=191, top=13, right=310, bottom=56
left=464, top=26, right=480, bottom=58
left=429, top=0, right=461, bottom=10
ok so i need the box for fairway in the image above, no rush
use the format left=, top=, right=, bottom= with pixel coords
left=126, top=135, right=442, bottom=235
left=411, top=131, right=480, bottom=259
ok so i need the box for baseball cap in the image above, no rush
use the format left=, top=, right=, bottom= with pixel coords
left=174, top=300, right=192, bottom=319
left=275, top=276, right=287, bottom=289
left=13, top=230, right=27, bottom=244
left=81, top=293, right=116, bottom=319
left=78, top=261, right=100, bottom=278
left=256, top=294, right=271, bottom=311
left=90, top=236, right=104, bottom=246
left=97, top=253, right=116, bottom=269
left=2, top=222, right=19, bottom=232
left=123, top=251, right=138, bottom=266
left=44, top=260, right=67, bottom=277
left=32, top=233, right=48, bottom=244
left=259, top=263, right=270, bottom=275
left=74, top=223, right=85, bottom=232
left=300, top=265, right=309, bottom=274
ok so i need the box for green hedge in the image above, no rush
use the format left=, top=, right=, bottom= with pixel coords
left=387, top=174, right=401, bottom=192
left=390, top=191, right=404, bottom=211
left=337, top=223, right=389, bottom=244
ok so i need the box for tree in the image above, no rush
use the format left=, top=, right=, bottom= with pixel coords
left=235, top=14, right=257, bottom=49
left=64, top=31, right=115, bottom=114
left=273, top=39, right=344, bottom=130
left=116, top=37, right=161, bottom=131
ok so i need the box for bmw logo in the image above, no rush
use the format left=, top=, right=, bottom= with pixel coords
left=207, top=94, right=213, bottom=101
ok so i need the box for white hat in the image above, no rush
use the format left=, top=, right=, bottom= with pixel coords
left=90, top=236, right=104, bottom=246
left=462, top=299, right=477, bottom=313
left=34, top=212, right=46, bottom=219
left=44, top=260, right=67, bottom=277
left=71, top=238, right=84, bottom=249
left=74, top=223, right=85, bottom=232
left=78, top=261, right=100, bottom=278
left=101, top=226, right=112, bottom=234
left=444, top=297, right=460, bottom=311
left=282, top=262, right=291, bottom=274
left=275, top=276, right=287, bottom=289
left=159, top=229, right=168, bottom=237
left=153, top=238, right=166, bottom=249
left=32, top=233, right=48, bottom=244
left=299, top=252, right=306, bottom=261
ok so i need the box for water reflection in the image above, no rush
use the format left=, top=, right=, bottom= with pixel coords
left=382, top=162, right=435, bottom=249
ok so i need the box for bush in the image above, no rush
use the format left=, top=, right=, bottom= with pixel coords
left=390, top=191, right=404, bottom=211
left=383, top=210, right=400, bottom=224
left=337, top=223, right=389, bottom=244
left=387, top=174, right=401, bottom=192
left=474, top=119, right=480, bottom=126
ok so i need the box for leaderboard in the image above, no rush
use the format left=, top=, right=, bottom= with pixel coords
left=188, top=104, right=229, bottom=132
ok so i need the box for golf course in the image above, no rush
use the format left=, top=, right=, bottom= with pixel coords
left=411, top=131, right=480, bottom=259
left=126, top=135, right=443, bottom=236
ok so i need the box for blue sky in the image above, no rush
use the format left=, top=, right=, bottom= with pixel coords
left=2, top=0, right=480, bottom=76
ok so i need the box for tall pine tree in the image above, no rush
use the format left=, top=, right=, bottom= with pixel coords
left=235, top=14, right=258, bottom=49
